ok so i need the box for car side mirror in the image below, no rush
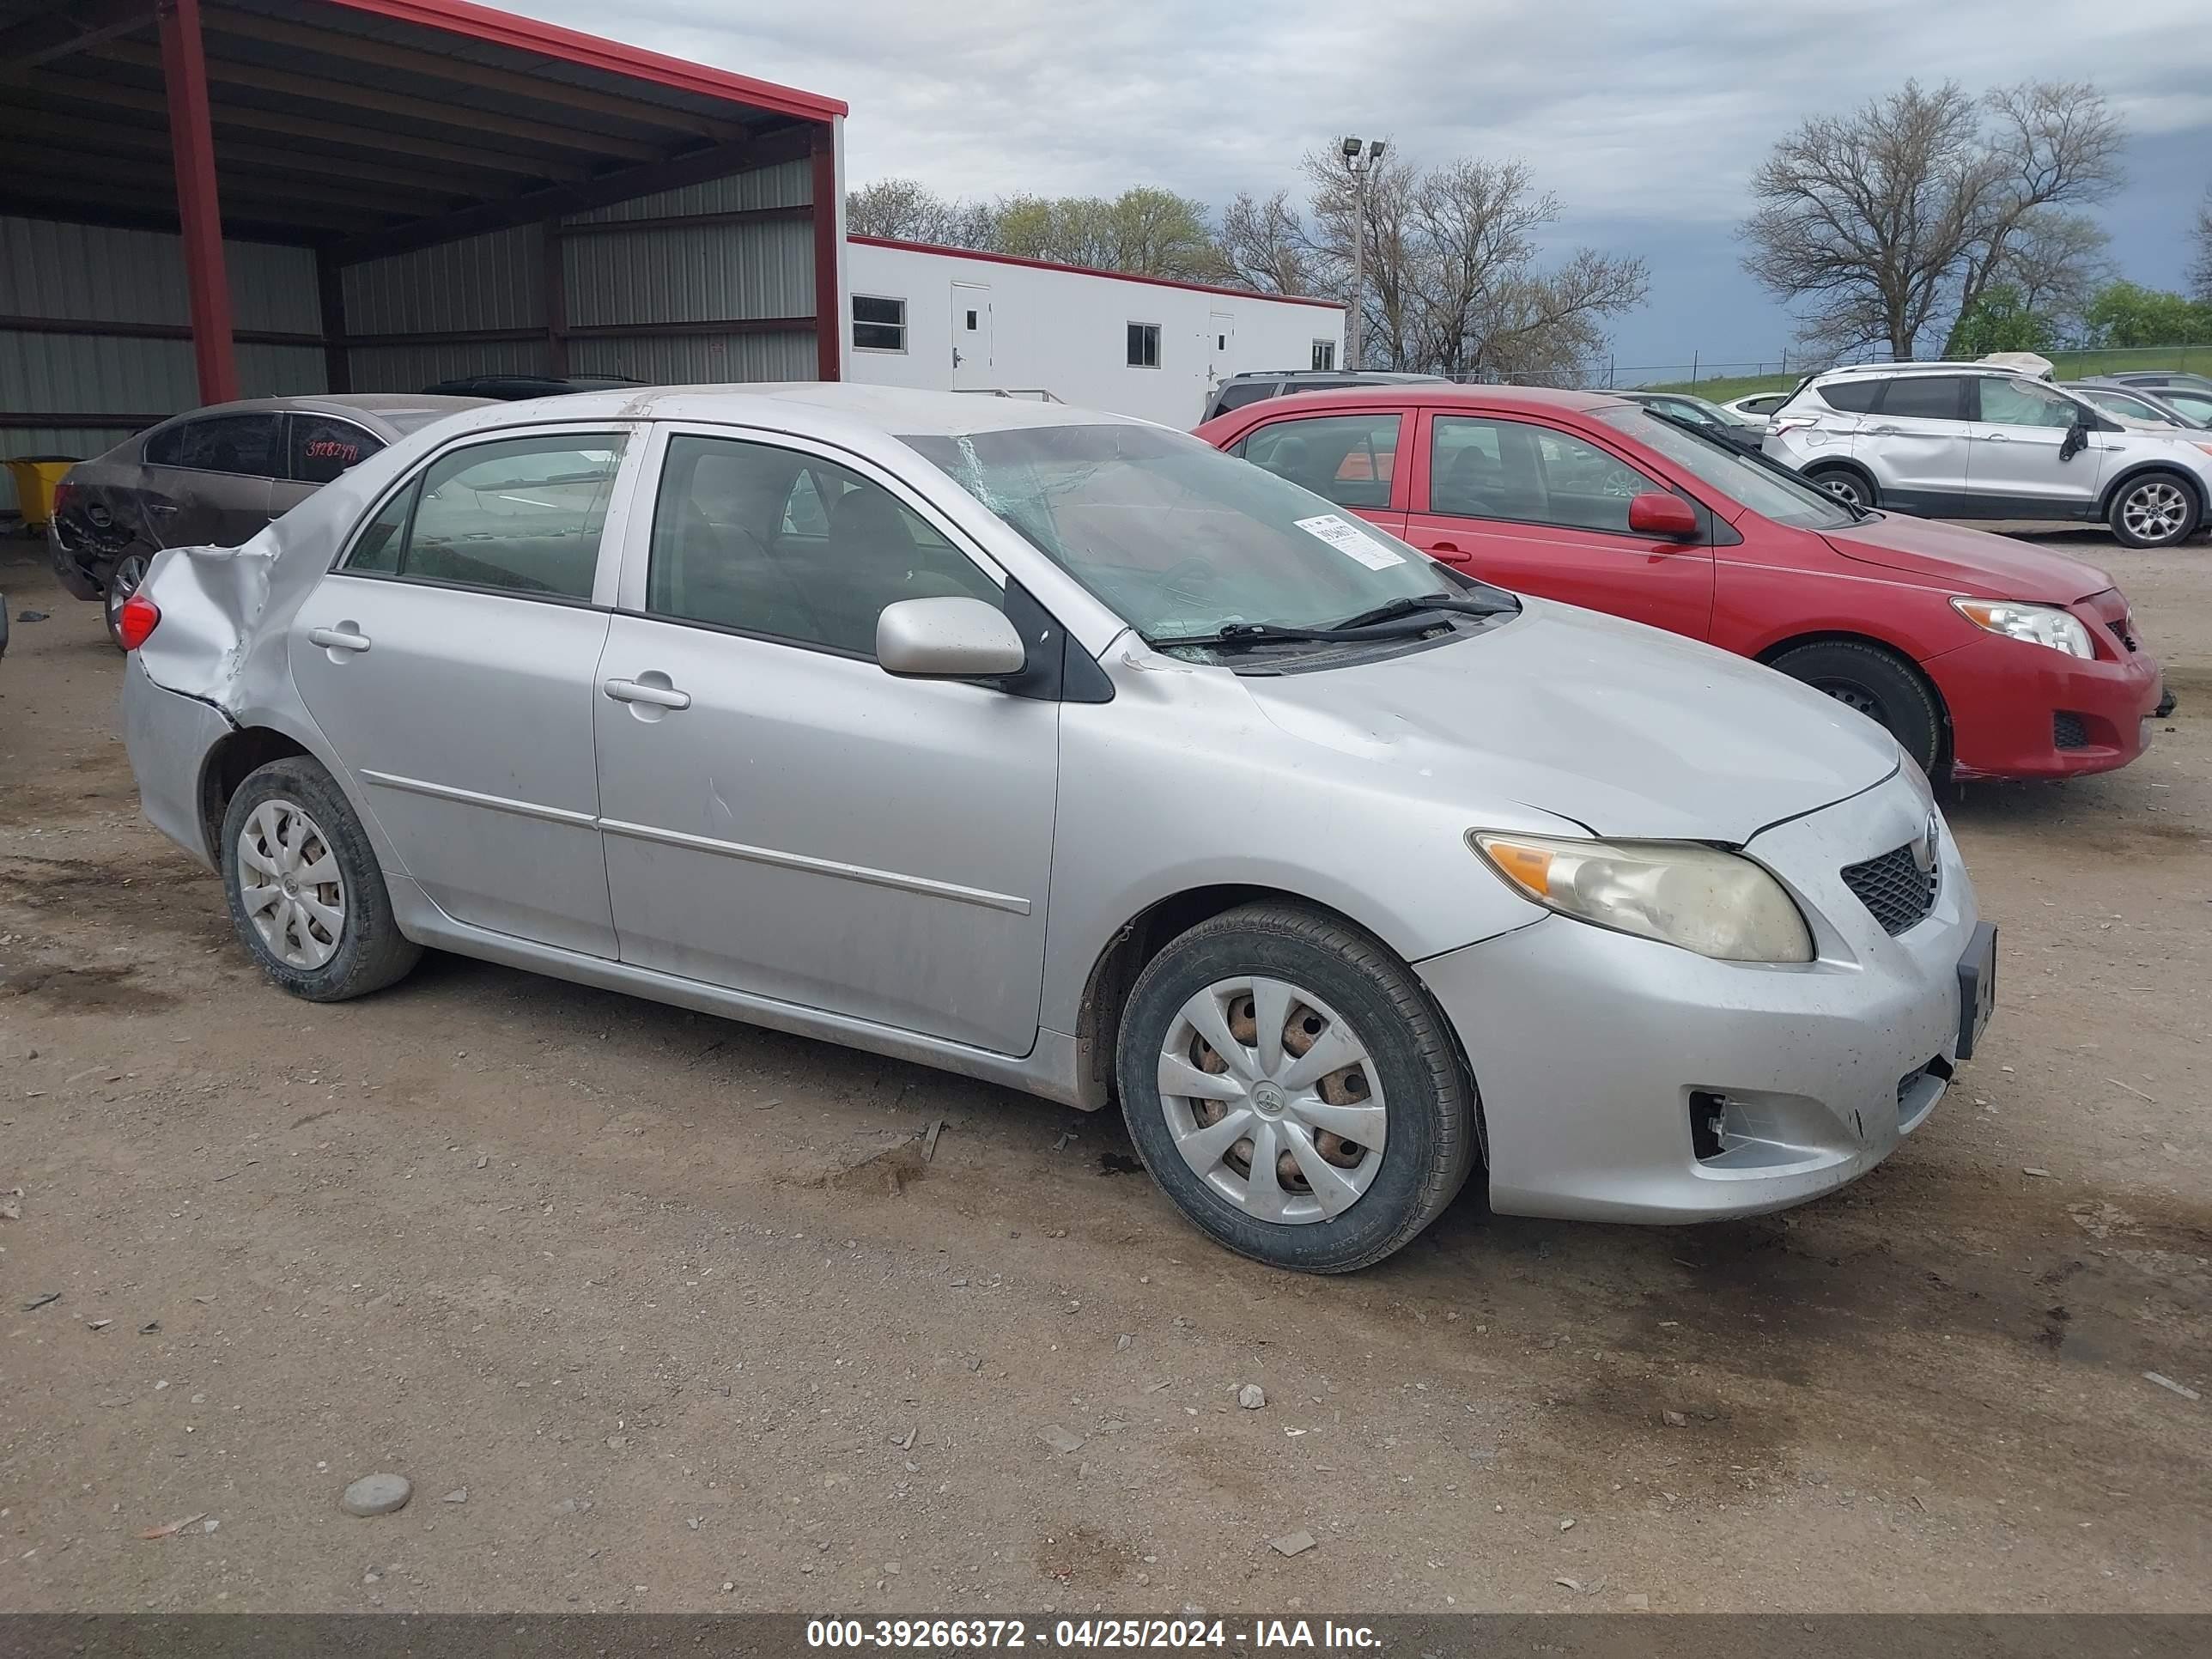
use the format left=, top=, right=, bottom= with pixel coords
left=2060, top=418, right=2089, bottom=461
left=877, top=597, right=1027, bottom=680
left=1626, top=491, right=1700, bottom=539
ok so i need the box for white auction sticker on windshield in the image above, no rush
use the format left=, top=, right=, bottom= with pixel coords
left=1295, top=513, right=1405, bottom=570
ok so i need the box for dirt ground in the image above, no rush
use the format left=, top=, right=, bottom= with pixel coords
left=1, top=529, right=2206, bottom=1615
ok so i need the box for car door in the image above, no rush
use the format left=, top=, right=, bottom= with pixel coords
left=144, top=412, right=280, bottom=547
left=1402, top=410, right=1715, bottom=639
left=1963, top=376, right=2106, bottom=514
left=271, top=410, right=387, bottom=518
left=592, top=424, right=1059, bottom=1056
left=1231, top=409, right=1409, bottom=536
left=1858, top=374, right=1972, bottom=513
left=289, top=424, right=643, bottom=957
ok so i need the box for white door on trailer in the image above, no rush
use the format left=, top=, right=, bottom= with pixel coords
left=951, top=283, right=994, bottom=389
left=1206, top=311, right=1235, bottom=383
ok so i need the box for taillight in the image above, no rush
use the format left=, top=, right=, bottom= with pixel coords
left=117, top=592, right=161, bottom=651
left=52, top=481, right=78, bottom=516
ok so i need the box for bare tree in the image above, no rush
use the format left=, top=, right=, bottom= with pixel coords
left=845, top=178, right=994, bottom=248
left=1217, top=190, right=1311, bottom=295
left=1741, top=79, right=2121, bottom=362
left=1289, top=146, right=1644, bottom=382
left=1984, top=210, right=2109, bottom=336
left=2190, top=186, right=2212, bottom=304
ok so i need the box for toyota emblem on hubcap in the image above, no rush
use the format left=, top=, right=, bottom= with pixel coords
left=1251, top=1081, right=1287, bottom=1116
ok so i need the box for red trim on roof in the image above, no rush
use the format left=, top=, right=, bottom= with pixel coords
left=848, top=235, right=1346, bottom=310
left=323, top=0, right=848, bottom=121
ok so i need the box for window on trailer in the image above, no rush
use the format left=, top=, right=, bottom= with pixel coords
left=1127, top=323, right=1161, bottom=368
left=853, top=295, right=907, bottom=353
left=1311, top=340, right=1336, bottom=371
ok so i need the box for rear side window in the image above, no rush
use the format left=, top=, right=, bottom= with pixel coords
left=154, top=414, right=281, bottom=477
left=339, top=432, right=624, bottom=601
left=1237, top=413, right=1401, bottom=510
left=1875, top=377, right=1966, bottom=420
left=288, top=415, right=385, bottom=485
left=1815, top=380, right=1882, bottom=413
left=1214, top=381, right=1278, bottom=414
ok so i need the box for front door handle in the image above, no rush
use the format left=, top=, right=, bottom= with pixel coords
left=149, top=503, right=179, bottom=516
left=1980, top=431, right=2009, bottom=442
left=604, top=677, right=691, bottom=710
left=1427, top=541, right=1474, bottom=564
left=307, top=624, right=370, bottom=653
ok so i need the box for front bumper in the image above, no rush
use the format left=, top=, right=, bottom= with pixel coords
left=1923, top=626, right=2164, bottom=781
left=1419, top=769, right=1980, bottom=1224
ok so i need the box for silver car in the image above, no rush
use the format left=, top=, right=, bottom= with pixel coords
left=118, top=386, right=1994, bottom=1273
left=1764, top=362, right=2212, bottom=548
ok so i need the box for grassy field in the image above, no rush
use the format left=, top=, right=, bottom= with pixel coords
left=1641, top=346, right=2212, bottom=399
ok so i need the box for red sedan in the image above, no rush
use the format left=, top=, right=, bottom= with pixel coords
left=1195, top=386, right=2167, bottom=781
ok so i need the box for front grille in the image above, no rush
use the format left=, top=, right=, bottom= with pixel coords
left=2053, top=712, right=2090, bottom=750
left=1841, top=842, right=1939, bottom=935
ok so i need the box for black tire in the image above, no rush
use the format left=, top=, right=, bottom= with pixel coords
left=102, top=551, right=150, bottom=650
left=219, top=757, right=420, bottom=1001
left=2106, top=471, right=2201, bottom=550
left=1805, top=465, right=1877, bottom=512
left=1769, top=639, right=1945, bottom=775
left=1115, top=902, right=1475, bottom=1273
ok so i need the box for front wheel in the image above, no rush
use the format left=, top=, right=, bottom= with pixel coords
left=220, top=757, right=420, bottom=1001
left=1769, top=639, right=1945, bottom=775
left=1115, top=903, right=1475, bottom=1273
left=2108, top=472, right=2200, bottom=550
left=102, top=552, right=149, bottom=649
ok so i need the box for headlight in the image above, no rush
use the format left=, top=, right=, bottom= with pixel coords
left=1950, top=599, right=2094, bottom=659
left=1470, top=832, right=1814, bottom=963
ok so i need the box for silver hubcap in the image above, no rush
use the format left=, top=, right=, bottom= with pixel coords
left=2122, top=482, right=2187, bottom=542
left=237, top=799, right=344, bottom=969
left=1817, top=475, right=1864, bottom=506
left=1157, top=977, right=1388, bottom=1225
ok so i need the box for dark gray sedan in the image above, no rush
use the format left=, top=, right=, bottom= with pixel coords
left=50, top=393, right=486, bottom=643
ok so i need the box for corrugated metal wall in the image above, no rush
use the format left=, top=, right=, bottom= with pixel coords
left=0, top=216, right=323, bottom=513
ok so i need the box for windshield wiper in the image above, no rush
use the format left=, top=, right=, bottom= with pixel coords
left=1327, top=593, right=1519, bottom=631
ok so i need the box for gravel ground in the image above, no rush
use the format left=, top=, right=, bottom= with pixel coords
left=1, top=529, right=2206, bottom=1614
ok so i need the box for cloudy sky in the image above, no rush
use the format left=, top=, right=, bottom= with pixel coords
left=507, top=0, right=2212, bottom=374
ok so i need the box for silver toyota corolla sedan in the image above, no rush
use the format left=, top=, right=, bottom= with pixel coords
left=118, top=385, right=1996, bottom=1273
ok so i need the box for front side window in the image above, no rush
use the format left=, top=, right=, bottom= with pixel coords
left=1430, top=416, right=1656, bottom=532
left=853, top=295, right=906, bottom=353
left=289, top=415, right=384, bottom=485
left=1311, top=340, right=1336, bottom=371
left=902, top=422, right=1478, bottom=648
left=1876, top=376, right=1967, bottom=421
left=647, top=434, right=998, bottom=659
left=1127, top=323, right=1161, bottom=368
left=340, top=432, right=623, bottom=601
left=1975, top=377, right=2081, bottom=428
left=168, top=414, right=280, bottom=477
left=1237, top=413, right=1401, bottom=511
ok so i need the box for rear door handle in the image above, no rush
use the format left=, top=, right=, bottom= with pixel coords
left=1980, top=431, right=2009, bottom=442
left=1427, top=541, right=1474, bottom=564
left=149, top=503, right=179, bottom=515
left=604, top=677, right=691, bottom=710
left=307, top=625, right=370, bottom=653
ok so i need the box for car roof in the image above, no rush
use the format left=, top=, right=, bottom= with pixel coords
left=1225, top=369, right=1448, bottom=383
left=150, top=393, right=492, bottom=432
left=1812, top=360, right=2014, bottom=379
left=410, top=382, right=1156, bottom=442
left=1220, top=383, right=1631, bottom=417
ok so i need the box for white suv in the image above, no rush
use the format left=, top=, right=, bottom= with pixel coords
left=1763, top=362, right=2212, bottom=548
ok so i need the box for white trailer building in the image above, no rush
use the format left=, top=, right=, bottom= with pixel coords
left=842, top=236, right=1346, bottom=428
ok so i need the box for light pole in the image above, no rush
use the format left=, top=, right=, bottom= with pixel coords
left=1339, top=136, right=1384, bottom=371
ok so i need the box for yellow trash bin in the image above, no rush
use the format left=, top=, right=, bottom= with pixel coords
left=4, top=456, right=79, bottom=533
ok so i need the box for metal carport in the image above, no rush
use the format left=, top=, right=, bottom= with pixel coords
left=0, top=0, right=847, bottom=510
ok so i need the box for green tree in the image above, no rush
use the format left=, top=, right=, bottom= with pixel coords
left=1945, top=284, right=2057, bottom=355
left=994, top=189, right=1225, bottom=281
left=2080, top=280, right=2212, bottom=347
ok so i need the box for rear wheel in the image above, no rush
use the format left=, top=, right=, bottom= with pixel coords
left=1769, top=640, right=1944, bottom=775
left=1115, top=902, right=1475, bottom=1273
left=220, top=757, right=420, bottom=1001
left=1805, top=465, right=1876, bottom=512
left=2107, top=471, right=2200, bottom=550
left=102, top=552, right=149, bottom=649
